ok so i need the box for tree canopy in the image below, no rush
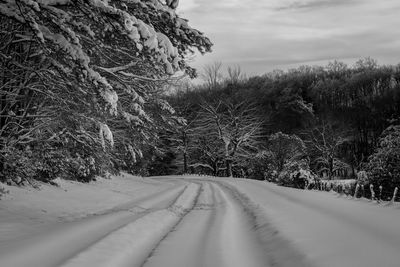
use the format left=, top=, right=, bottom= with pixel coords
left=165, top=60, right=400, bottom=192
left=0, top=0, right=212, bottom=183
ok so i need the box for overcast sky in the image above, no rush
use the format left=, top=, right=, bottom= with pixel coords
left=177, top=0, right=400, bottom=77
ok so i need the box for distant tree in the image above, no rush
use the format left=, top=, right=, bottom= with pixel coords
left=226, top=65, right=245, bottom=85
left=167, top=59, right=400, bottom=185
left=326, top=60, right=349, bottom=78
left=306, top=122, right=351, bottom=179
left=167, top=107, right=195, bottom=174
left=272, top=92, right=314, bottom=132
left=246, top=150, right=275, bottom=180
left=354, top=57, right=378, bottom=72
left=267, top=132, right=307, bottom=174
left=201, top=62, right=223, bottom=90
left=189, top=133, right=224, bottom=176
left=197, top=101, right=262, bottom=177
left=367, top=125, right=400, bottom=189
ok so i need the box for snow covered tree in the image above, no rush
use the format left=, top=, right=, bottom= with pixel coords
left=189, top=131, right=224, bottom=176
left=306, top=122, right=350, bottom=179
left=196, top=101, right=262, bottom=177
left=256, top=132, right=310, bottom=186
left=367, top=125, right=400, bottom=191
left=267, top=132, right=307, bottom=174
left=0, top=0, right=212, bottom=182
left=246, top=150, right=275, bottom=180
left=170, top=118, right=191, bottom=173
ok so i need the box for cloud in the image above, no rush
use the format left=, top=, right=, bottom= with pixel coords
left=177, top=0, right=199, bottom=12
left=178, top=0, right=400, bottom=77
left=275, top=0, right=358, bottom=11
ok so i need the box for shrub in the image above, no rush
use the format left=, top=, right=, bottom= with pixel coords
left=1, top=146, right=36, bottom=184
left=0, top=141, right=110, bottom=184
left=0, top=186, right=9, bottom=200
left=367, top=125, right=400, bottom=198
left=276, top=159, right=313, bottom=188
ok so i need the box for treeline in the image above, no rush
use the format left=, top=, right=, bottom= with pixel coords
left=0, top=0, right=211, bottom=185
left=2, top=2, right=399, bottom=195
left=157, top=59, right=400, bottom=192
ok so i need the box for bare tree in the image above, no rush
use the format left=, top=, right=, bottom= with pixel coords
left=189, top=133, right=224, bottom=176
left=227, top=65, right=245, bottom=85
left=201, top=62, right=223, bottom=90
left=166, top=102, right=199, bottom=174
left=197, top=101, right=262, bottom=177
left=173, top=117, right=192, bottom=174
left=267, top=132, right=307, bottom=174
left=306, top=122, right=351, bottom=179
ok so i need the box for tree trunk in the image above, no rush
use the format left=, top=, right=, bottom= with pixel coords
left=182, top=131, right=188, bottom=173
left=226, top=159, right=232, bottom=177
left=329, top=156, right=333, bottom=180
left=183, top=151, right=188, bottom=173
left=212, top=160, right=218, bottom=176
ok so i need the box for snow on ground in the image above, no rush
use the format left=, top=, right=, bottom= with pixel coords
left=0, top=173, right=174, bottom=245
left=143, top=181, right=270, bottom=267
left=1, top=175, right=400, bottom=267
left=222, top=178, right=400, bottom=267
left=61, top=183, right=200, bottom=267
left=0, top=175, right=188, bottom=267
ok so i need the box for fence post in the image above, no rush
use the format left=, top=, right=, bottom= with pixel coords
left=370, top=184, right=375, bottom=201
left=354, top=183, right=360, bottom=198
left=391, top=187, right=398, bottom=204
left=378, top=185, right=382, bottom=202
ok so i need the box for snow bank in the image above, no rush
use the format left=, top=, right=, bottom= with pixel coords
left=222, top=179, right=400, bottom=267
left=326, top=179, right=357, bottom=186
left=0, top=173, right=171, bottom=244
left=0, top=179, right=187, bottom=267
left=61, top=183, right=200, bottom=267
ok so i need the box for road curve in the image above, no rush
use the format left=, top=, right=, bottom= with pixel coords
left=0, top=178, right=289, bottom=267
left=3, top=176, right=398, bottom=267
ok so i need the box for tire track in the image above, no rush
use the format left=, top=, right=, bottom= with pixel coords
left=143, top=181, right=271, bottom=267
left=0, top=182, right=188, bottom=267
left=216, top=180, right=313, bottom=267
left=60, top=182, right=201, bottom=267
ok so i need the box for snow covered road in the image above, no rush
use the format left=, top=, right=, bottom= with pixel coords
left=1, top=175, right=400, bottom=267
left=223, top=178, right=400, bottom=267
left=143, top=181, right=269, bottom=267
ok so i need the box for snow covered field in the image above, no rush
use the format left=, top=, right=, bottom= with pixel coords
left=1, top=175, right=400, bottom=267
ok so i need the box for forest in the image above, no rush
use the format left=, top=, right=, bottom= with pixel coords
left=1, top=1, right=400, bottom=198
left=158, top=59, right=400, bottom=198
